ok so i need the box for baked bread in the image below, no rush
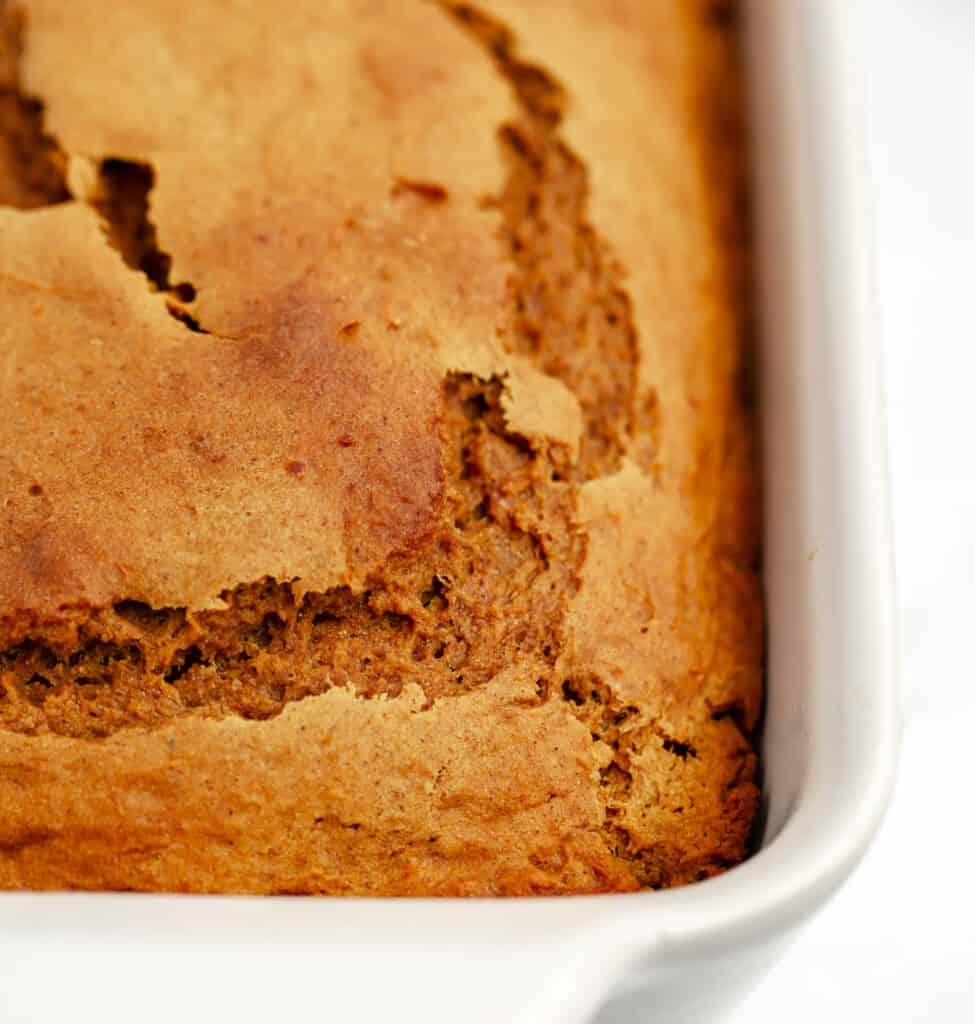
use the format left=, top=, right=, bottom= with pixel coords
left=0, top=0, right=762, bottom=895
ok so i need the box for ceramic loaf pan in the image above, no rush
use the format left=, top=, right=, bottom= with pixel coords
left=0, top=1, right=898, bottom=1021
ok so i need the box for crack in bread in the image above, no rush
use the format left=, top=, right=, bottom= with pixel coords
left=445, top=2, right=641, bottom=480
left=0, top=377, right=580, bottom=739
left=0, top=1, right=66, bottom=208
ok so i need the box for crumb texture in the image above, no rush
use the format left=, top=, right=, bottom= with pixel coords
left=0, top=0, right=761, bottom=895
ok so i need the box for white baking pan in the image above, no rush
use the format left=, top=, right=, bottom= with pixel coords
left=0, top=2, right=898, bottom=1021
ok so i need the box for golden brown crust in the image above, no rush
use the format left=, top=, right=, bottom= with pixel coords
left=0, top=682, right=638, bottom=896
left=0, top=0, right=761, bottom=894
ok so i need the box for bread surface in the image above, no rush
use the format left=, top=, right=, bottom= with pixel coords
left=0, top=0, right=761, bottom=895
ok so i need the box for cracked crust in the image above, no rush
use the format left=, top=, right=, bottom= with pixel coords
left=0, top=0, right=761, bottom=895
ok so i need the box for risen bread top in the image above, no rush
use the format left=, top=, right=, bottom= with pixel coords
left=0, top=0, right=761, bottom=894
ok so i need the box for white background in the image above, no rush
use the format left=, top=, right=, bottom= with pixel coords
left=736, top=1, right=975, bottom=1020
